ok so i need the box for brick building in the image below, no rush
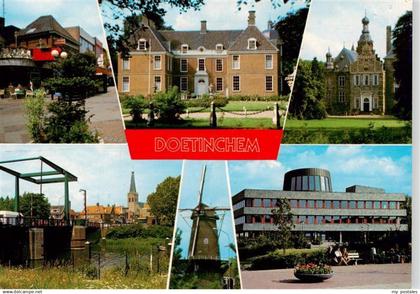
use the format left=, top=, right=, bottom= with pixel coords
left=324, top=15, right=395, bottom=115
left=118, top=11, right=282, bottom=97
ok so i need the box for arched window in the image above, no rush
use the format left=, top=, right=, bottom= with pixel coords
left=247, top=38, right=257, bottom=50
left=137, top=38, right=147, bottom=50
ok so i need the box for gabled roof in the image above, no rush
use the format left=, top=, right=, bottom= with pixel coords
left=159, top=30, right=242, bottom=51
left=18, top=15, right=78, bottom=44
left=229, top=25, right=278, bottom=51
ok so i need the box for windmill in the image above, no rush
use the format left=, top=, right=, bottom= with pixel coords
left=179, top=165, right=230, bottom=269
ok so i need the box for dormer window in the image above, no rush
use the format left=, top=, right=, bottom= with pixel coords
left=216, top=44, right=223, bottom=52
left=247, top=38, right=257, bottom=50
left=198, top=46, right=205, bottom=52
left=137, top=38, right=147, bottom=50
left=181, top=44, right=189, bottom=53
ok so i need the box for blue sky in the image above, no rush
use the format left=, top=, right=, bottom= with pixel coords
left=300, top=0, right=412, bottom=60
left=3, top=0, right=106, bottom=44
left=0, top=145, right=182, bottom=211
left=175, top=161, right=236, bottom=261
left=229, top=145, right=412, bottom=196
left=101, top=0, right=307, bottom=33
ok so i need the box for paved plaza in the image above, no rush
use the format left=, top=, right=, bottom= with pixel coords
left=0, top=87, right=125, bottom=143
left=241, top=263, right=411, bottom=289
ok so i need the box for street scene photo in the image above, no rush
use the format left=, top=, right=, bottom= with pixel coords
left=0, top=145, right=182, bottom=288
left=0, top=0, right=125, bottom=143
left=229, top=145, right=411, bottom=288
left=100, top=0, right=310, bottom=129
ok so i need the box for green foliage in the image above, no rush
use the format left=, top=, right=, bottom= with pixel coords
left=275, top=7, right=310, bottom=93
left=0, top=196, right=14, bottom=211
left=122, top=95, right=147, bottom=123
left=185, top=96, right=228, bottom=108
left=250, top=249, right=328, bottom=270
left=106, top=224, right=173, bottom=239
left=147, top=176, right=180, bottom=226
left=393, top=11, right=412, bottom=119
left=153, top=87, right=186, bottom=123
left=44, top=77, right=97, bottom=100
left=289, top=59, right=327, bottom=119
left=24, top=90, right=46, bottom=143
left=19, top=193, right=51, bottom=219
left=60, top=52, right=97, bottom=78
left=272, top=198, right=294, bottom=254
left=43, top=101, right=99, bottom=143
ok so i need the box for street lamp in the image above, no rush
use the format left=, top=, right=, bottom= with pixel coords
left=79, top=189, right=87, bottom=225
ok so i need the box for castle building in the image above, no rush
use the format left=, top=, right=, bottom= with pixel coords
left=118, top=11, right=282, bottom=97
left=324, top=16, right=395, bottom=115
left=232, top=168, right=408, bottom=243
left=127, top=171, right=154, bottom=224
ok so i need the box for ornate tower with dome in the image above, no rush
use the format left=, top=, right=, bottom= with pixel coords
left=325, top=15, right=386, bottom=115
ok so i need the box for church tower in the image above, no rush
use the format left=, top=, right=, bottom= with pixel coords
left=127, top=171, right=139, bottom=215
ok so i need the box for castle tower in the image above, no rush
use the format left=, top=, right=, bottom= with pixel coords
left=325, top=48, right=334, bottom=70
left=127, top=171, right=139, bottom=215
left=357, top=15, right=374, bottom=55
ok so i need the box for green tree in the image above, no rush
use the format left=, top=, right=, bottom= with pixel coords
left=288, top=59, right=327, bottom=119
left=275, top=7, right=310, bottom=92
left=147, top=176, right=180, bottom=226
left=19, top=193, right=51, bottom=219
left=0, top=196, right=14, bottom=211
left=25, top=90, right=46, bottom=143
left=393, top=11, right=412, bottom=120
left=122, top=95, right=147, bottom=123
left=272, top=198, right=294, bottom=254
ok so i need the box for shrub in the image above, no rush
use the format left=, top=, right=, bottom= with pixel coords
left=106, top=224, right=173, bottom=239
left=25, top=90, right=46, bottom=142
left=43, top=101, right=99, bottom=143
left=153, top=86, right=186, bottom=122
left=44, top=77, right=97, bottom=100
left=249, top=249, right=328, bottom=270
left=185, top=95, right=228, bottom=108
left=122, top=95, right=147, bottom=123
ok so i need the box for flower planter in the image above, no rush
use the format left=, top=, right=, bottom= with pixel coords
left=294, top=272, right=334, bottom=282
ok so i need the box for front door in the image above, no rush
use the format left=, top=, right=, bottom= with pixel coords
left=363, top=98, right=370, bottom=112
left=196, top=78, right=208, bottom=96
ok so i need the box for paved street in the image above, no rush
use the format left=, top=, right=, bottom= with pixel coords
left=0, top=87, right=125, bottom=143
left=241, top=263, right=411, bottom=289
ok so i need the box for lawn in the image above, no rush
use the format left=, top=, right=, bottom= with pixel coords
left=285, top=117, right=407, bottom=129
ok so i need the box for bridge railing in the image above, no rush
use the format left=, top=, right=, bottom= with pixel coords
left=0, top=216, right=71, bottom=227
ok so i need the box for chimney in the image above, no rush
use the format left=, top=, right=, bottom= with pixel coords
left=0, top=17, right=4, bottom=29
left=248, top=11, right=256, bottom=26
left=200, top=20, right=207, bottom=34
left=386, top=25, right=392, bottom=53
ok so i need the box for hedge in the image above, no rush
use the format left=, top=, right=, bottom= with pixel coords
left=106, top=224, right=173, bottom=239
left=249, top=249, right=328, bottom=270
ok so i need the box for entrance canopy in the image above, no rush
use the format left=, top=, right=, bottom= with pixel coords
left=0, top=157, right=77, bottom=220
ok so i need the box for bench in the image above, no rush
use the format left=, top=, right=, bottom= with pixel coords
left=348, top=252, right=362, bottom=265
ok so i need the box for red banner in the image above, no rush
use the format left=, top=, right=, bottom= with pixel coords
left=125, top=129, right=283, bottom=160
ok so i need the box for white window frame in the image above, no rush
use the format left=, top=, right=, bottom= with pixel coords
left=180, top=76, right=188, bottom=92
left=338, top=76, right=345, bottom=87
left=180, top=59, right=188, bottom=73
left=181, top=44, right=188, bottom=53
left=215, top=59, right=223, bottom=72
left=216, top=43, right=223, bottom=52
left=265, top=75, right=273, bottom=92
left=247, top=38, right=257, bottom=50
left=216, top=77, right=223, bottom=92
left=122, top=58, right=130, bottom=70
left=364, top=74, right=369, bottom=86
left=122, top=76, right=130, bottom=93
left=153, top=55, right=161, bottom=70
left=232, top=55, right=240, bottom=70
left=232, top=75, right=240, bottom=92
left=154, top=76, right=162, bottom=92
left=265, top=54, right=273, bottom=69
left=373, top=74, right=379, bottom=86
left=137, top=38, right=147, bottom=51
left=197, top=58, right=206, bottom=71
left=354, top=75, right=360, bottom=86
